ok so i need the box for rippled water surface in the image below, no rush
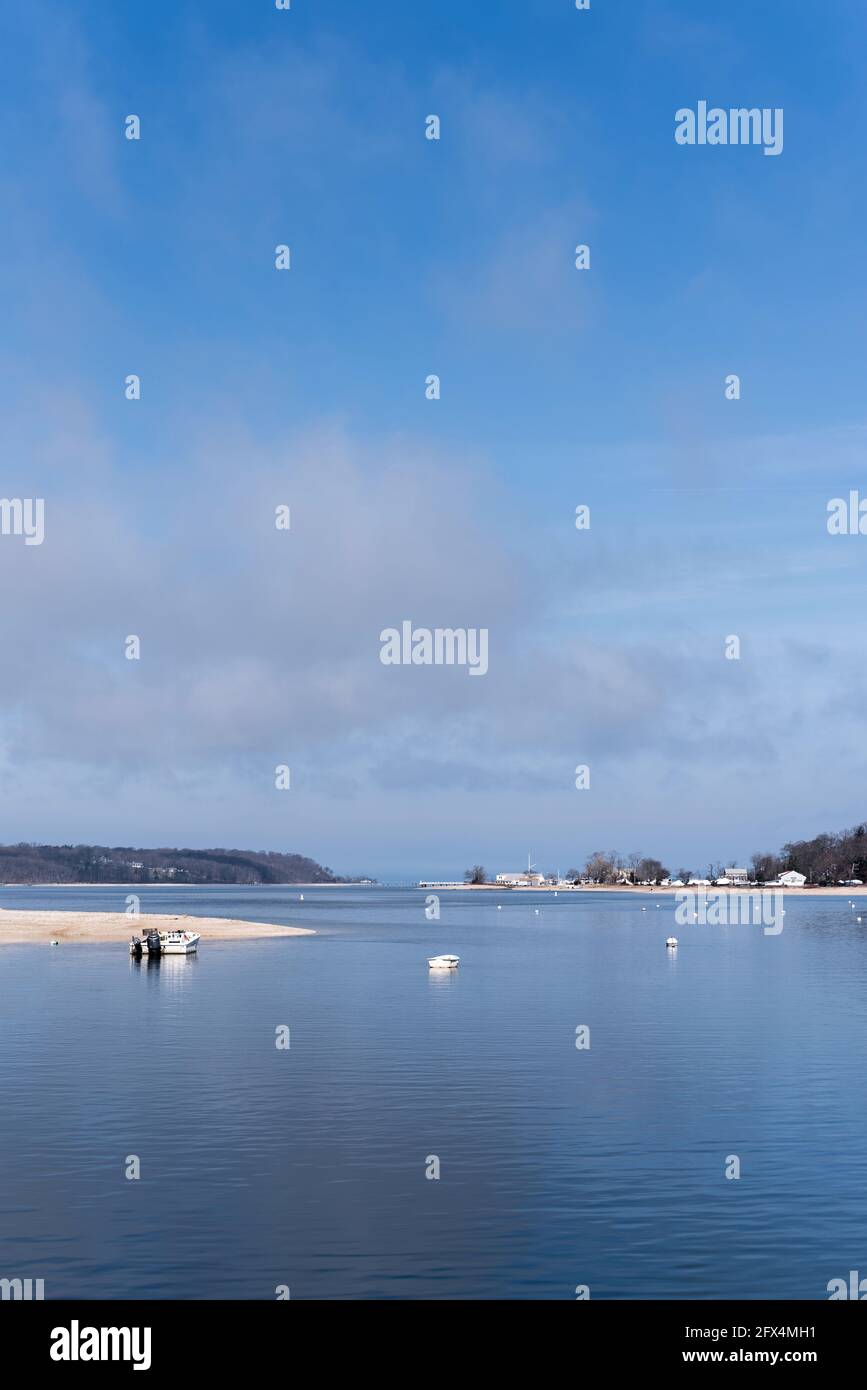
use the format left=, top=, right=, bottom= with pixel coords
left=2, top=884, right=866, bottom=1299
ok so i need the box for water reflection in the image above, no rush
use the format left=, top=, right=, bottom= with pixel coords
left=129, top=953, right=199, bottom=992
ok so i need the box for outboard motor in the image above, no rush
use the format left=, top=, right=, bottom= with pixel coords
left=146, top=929, right=162, bottom=956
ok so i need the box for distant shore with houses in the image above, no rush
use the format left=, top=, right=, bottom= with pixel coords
left=417, top=867, right=866, bottom=895
left=420, top=823, right=867, bottom=894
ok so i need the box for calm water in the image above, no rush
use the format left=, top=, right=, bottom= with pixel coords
left=1, top=884, right=866, bottom=1300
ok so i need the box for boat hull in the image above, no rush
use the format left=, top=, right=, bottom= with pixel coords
left=130, top=932, right=200, bottom=955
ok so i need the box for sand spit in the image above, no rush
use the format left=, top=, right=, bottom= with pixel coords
left=0, top=909, right=315, bottom=944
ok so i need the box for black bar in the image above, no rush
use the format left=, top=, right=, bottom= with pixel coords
left=3, top=1299, right=861, bottom=1375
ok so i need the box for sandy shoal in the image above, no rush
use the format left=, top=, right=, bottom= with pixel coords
left=0, top=909, right=314, bottom=944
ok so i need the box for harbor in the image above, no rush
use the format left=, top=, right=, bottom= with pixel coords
left=3, top=881, right=867, bottom=1301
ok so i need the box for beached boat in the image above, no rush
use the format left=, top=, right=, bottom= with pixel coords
left=160, top=929, right=200, bottom=954
left=130, top=929, right=200, bottom=956
left=427, top=954, right=459, bottom=970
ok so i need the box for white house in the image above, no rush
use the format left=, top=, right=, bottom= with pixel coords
left=495, top=871, right=546, bottom=886
left=776, top=870, right=807, bottom=888
left=727, top=868, right=749, bottom=883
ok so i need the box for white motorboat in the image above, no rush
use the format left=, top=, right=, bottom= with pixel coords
left=666, top=936, right=678, bottom=948
left=160, top=930, right=200, bottom=954
left=428, top=954, right=459, bottom=970
left=130, top=929, right=200, bottom=956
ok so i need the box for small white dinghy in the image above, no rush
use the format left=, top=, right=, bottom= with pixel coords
left=428, top=954, right=459, bottom=970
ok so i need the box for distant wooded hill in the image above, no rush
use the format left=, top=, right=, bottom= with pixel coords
left=0, top=843, right=356, bottom=885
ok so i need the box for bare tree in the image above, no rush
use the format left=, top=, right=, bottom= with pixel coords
left=750, top=851, right=781, bottom=883
left=584, top=850, right=619, bottom=884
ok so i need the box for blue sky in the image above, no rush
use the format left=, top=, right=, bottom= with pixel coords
left=1, top=0, right=867, bottom=879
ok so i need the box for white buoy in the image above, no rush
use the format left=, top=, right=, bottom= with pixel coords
left=300, top=894, right=304, bottom=901
left=666, top=937, right=678, bottom=948
left=534, top=908, right=539, bottom=915
left=858, top=917, right=862, bottom=923
left=497, top=905, right=502, bottom=910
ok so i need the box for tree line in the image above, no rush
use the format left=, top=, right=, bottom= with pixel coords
left=752, top=820, right=867, bottom=885
left=0, top=843, right=352, bottom=885
left=465, top=820, right=867, bottom=886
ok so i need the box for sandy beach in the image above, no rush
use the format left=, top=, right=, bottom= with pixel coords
left=0, top=909, right=315, bottom=944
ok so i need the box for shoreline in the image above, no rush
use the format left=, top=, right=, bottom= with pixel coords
left=0, top=881, right=355, bottom=889
left=0, top=909, right=315, bottom=944
left=416, top=883, right=867, bottom=897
